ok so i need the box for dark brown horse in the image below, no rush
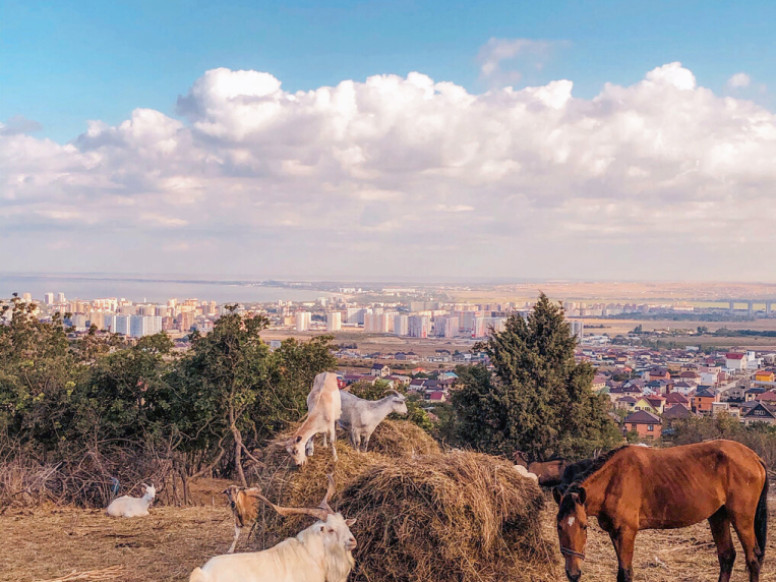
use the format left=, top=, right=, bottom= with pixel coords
left=553, top=440, right=768, bottom=582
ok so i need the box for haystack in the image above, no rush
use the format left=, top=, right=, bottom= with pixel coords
left=251, top=420, right=554, bottom=582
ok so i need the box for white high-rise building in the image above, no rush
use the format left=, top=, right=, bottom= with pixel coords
left=327, top=312, right=342, bottom=332
left=110, top=314, right=132, bottom=335
left=296, top=311, right=311, bottom=332
left=569, top=319, right=584, bottom=340
left=56, top=292, right=66, bottom=304
left=435, top=315, right=460, bottom=338
left=408, top=315, right=429, bottom=338
left=394, top=314, right=409, bottom=336
left=44, top=292, right=54, bottom=305
left=129, top=315, right=163, bottom=337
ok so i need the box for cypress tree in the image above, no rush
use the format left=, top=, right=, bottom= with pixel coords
left=452, top=293, right=621, bottom=460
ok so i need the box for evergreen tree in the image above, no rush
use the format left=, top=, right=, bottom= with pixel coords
left=451, top=294, right=621, bottom=460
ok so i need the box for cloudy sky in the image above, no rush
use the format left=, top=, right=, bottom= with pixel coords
left=2, top=1, right=776, bottom=282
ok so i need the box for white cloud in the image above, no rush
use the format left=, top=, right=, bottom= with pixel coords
left=728, top=72, right=751, bottom=89
left=477, top=38, right=564, bottom=87
left=2, top=62, right=776, bottom=280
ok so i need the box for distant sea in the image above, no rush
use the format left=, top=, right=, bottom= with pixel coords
left=0, top=274, right=332, bottom=304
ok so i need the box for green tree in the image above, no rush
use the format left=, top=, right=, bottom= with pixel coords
left=451, top=294, right=621, bottom=460
left=171, top=308, right=272, bottom=485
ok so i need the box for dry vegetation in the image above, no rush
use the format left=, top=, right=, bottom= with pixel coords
left=5, top=421, right=776, bottom=582
left=7, top=494, right=776, bottom=582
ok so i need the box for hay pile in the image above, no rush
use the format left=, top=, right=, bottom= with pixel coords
left=251, top=420, right=554, bottom=582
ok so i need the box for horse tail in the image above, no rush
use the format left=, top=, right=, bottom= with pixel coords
left=755, top=461, right=769, bottom=563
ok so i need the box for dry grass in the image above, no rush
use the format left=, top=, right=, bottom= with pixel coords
left=6, top=492, right=776, bottom=581
left=0, top=504, right=234, bottom=582
left=249, top=421, right=552, bottom=581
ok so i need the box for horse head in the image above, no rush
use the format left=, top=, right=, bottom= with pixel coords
left=553, top=484, right=588, bottom=582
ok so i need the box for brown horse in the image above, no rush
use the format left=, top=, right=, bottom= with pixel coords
left=553, top=440, right=768, bottom=582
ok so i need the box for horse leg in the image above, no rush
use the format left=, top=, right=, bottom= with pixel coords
left=709, top=508, right=736, bottom=582
left=731, top=515, right=762, bottom=582
left=609, top=528, right=636, bottom=582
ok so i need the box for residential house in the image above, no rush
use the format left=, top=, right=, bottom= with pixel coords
left=742, top=402, right=776, bottom=425
left=754, top=370, right=776, bottom=386
left=665, top=391, right=690, bottom=409
left=662, top=403, right=695, bottom=429
left=725, top=352, right=747, bottom=372
left=745, top=387, right=766, bottom=402
left=755, top=390, right=776, bottom=404
left=632, top=397, right=658, bottom=414
left=408, top=378, right=427, bottom=393
left=645, top=394, right=666, bottom=414
left=691, top=386, right=718, bottom=414
left=592, top=374, right=608, bottom=392
left=371, top=363, right=391, bottom=377
left=614, top=395, right=637, bottom=411
left=623, top=410, right=662, bottom=440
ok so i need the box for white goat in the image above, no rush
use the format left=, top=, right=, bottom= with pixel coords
left=514, top=464, right=539, bottom=484
left=105, top=483, right=156, bottom=517
left=338, top=389, right=408, bottom=452
left=286, top=372, right=342, bottom=465
left=223, top=485, right=262, bottom=553
left=190, top=475, right=357, bottom=582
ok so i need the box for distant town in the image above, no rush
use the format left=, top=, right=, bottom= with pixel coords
left=4, top=283, right=776, bottom=440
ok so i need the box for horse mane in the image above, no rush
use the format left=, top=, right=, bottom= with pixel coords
left=560, top=445, right=630, bottom=490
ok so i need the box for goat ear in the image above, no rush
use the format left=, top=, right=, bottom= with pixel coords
left=345, top=518, right=357, bottom=527
left=552, top=486, right=562, bottom=505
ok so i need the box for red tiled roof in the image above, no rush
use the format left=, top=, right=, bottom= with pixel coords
left=665, top=392, right=689, bottom=404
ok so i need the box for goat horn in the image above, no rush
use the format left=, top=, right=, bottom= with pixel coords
left=318, top=473, right=336, bottom=514
left=254, top=489, right=330, bottom=522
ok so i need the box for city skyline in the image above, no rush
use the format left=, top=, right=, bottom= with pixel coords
left=2, top=2, right=776, bottom=282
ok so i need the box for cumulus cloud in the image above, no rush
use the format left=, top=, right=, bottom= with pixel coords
left=2, top=62, right=776, bottom=280
left=728, top=72, right=751, bottom=89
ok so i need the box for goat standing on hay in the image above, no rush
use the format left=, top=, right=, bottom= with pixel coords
left=223, top=485, right=262, bottom=553
left=190, top=475, right=357, bottom=582
left=338, top=389, right=408, bottom=451
left=286, top=372, right=342, bottom=466
left=105, top=483, right=155, bottom=517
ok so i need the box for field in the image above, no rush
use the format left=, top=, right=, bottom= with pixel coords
left=5, top=488, right=776, bottom=582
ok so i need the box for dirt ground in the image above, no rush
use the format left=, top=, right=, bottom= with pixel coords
left=4, top=492, right=776, bottom=582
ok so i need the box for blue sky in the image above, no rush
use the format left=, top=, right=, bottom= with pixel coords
left=2, top=1, right=776, bottom=282
left=3, top=0, right=774, bottom=143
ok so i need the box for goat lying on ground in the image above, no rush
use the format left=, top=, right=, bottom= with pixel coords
left=223, top=485, right=262, bottom=553
left=190, top=475, right=357, bottom=582
left=338, top=389, right=408, bottom=452
left=286, top=372, right=342, bottom=466
left=105, top=483, right=156, bottom=517
left=514, top=464, right=539, bottom=484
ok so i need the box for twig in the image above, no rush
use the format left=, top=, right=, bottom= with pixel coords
left=33, top=565, right=126, bottom=582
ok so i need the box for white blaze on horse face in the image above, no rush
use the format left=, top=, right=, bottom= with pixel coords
left=567, top=516, right=576, bottom=527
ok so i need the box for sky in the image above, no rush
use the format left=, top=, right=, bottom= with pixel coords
left=2, top=0, right=776, bottom=282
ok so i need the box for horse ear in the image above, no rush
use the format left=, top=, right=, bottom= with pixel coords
left=552, top=486, right=562, bottom=504
left=577, top=487, right=586, bottom=505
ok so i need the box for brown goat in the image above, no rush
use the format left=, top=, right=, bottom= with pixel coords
left=223, top=485, right=262, bottom=553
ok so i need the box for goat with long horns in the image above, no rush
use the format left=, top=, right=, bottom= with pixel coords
left=191, top=475, right=357, bottom=582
